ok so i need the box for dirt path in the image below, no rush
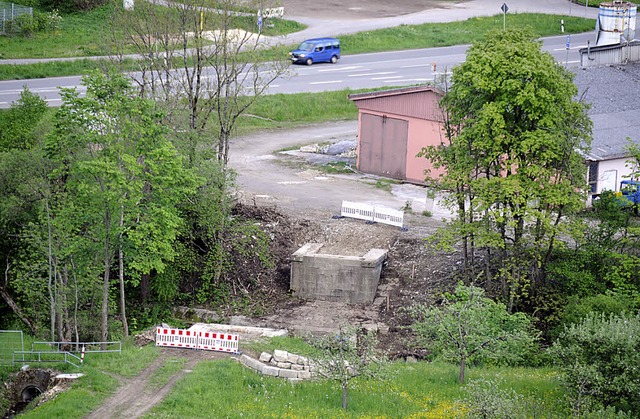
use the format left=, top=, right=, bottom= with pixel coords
left=86, top=349, right=229, bottom=419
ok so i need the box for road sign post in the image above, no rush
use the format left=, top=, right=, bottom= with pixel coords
left=565, top=35, right=570, bottom=68
left=501, top=3, right=509, bottom=30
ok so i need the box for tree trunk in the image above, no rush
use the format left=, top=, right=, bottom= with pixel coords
left=459, top=356, right=466, bottom=384
left=46, top=197, right=56, bottom=341
left=101, top=208, right=112, bottom=349
left=342, top=380, right=348, bottom=410
left=140, top=273, right=150, bottom=302
left=118, top=206, right=129, bottom=338
left=1, top=263, right=37, bottom=334
left=71, top=256, right=80, bottom=350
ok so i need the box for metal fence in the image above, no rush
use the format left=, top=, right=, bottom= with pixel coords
left=31, top=340, right=122, bottom=353
left=0, top=330, right=24, bottom=366
left=580, top=40, right=640, bottom=67
left=0, top=1, right=33, bottom=34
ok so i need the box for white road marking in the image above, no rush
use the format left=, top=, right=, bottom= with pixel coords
left=400, top=64, right=432, bottom=68
left=391, top=78, right=431, bottom=82
left=309, top=80, right=343, bottom=85
left=348, top=72, right=396, bottom=77
left=372, top=76, right=403, bottom=80
left=318, top=66, right=362, bottom=72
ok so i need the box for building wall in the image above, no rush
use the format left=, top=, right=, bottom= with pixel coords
left=596, top=157, right=636, bottom=194
left=406, top=117, right=446, bottom=184
left=355, top=109, right=446, bottom=184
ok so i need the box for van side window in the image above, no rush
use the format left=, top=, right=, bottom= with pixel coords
left=315, top=46, right=324, bottom=52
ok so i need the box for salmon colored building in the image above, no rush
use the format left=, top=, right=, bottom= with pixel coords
left=348, top=86, right=446, bottom=184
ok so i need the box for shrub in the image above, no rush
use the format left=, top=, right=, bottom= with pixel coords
left=14, top=13, right=39, bottom=36
left=551, top=312, right=640, bottom=416
left=463, top=379, right=526, bottom=419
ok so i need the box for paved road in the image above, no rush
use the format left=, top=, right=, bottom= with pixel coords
left=0, top=0, right=607, bottom=107
left=0, top=32, right=599, bottom=107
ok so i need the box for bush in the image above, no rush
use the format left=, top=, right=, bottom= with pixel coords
left=14, top=13, right=39, bottom=36
left=551, top=312, right=640, bottom=416
left=463, top=379, right=526, bottom=419
left=559, top=293, right=637, bottom=327
left=10, top=10, right=62, bottom=36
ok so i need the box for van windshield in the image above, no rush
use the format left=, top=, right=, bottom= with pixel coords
left=297, top=41, right=315, bottom=52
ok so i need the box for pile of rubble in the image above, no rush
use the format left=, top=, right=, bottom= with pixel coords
left=235, top=349, right=312, bottom=381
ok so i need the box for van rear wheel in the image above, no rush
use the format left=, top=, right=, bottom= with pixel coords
left=330, top=55, right=338, bottom=64
left=305, top=58, right=313, bottom=66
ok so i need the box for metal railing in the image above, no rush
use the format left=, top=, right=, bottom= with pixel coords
left=31, top=341, right=122, bottom=354
left=13, top=350, right=82, bottom=368
left=9, top=341, right=122, bottom=368
left=0, top=2, right=33, bottom=34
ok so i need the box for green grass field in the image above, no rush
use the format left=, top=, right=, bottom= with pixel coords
left=13, top=339, right=569, bottom=419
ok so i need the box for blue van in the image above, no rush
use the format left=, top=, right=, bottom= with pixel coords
left=289, top=37, right=341, bottom=66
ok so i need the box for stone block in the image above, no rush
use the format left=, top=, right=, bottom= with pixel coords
left=291, top=364, right=304, bottom=371
left=297, top=370, right=312, bottom=380
left=278, top=369, right=298, bottom=379
left=260, top=365, right=280, bottom=377
left=273, top=349, right=288, bottom=363
left=286, top=353, right=299, bottom=364
left=276, top=362, right=292, bottom=369
left=259, top=352, right=272, bottom=363
left=239, top=354, right=261, bottom=370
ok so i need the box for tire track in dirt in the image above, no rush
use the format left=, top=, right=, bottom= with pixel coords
left=86, top=349, right=229, bottom=419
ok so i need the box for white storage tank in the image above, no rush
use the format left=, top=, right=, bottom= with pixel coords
left=596, top=1, right=637, bottom=46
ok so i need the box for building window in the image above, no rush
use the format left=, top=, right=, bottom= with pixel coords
left=588, top=161, right=598, bottom=193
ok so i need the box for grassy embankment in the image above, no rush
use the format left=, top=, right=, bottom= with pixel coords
left=0, top=11, right=595, bottom=80
left=13, top=336, right=567, bottom=418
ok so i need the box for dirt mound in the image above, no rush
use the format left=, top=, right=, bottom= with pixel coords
left=220, top=202, right=458, bottom=359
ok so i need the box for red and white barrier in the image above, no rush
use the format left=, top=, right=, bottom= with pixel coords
left=155, top=327, right=199, bottom=349
left=197, top=332, right=239, bottom=353
left=155, top=327, right=239, bottom=354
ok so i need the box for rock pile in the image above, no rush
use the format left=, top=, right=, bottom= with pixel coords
left=235, top=349, right=313, bottom=381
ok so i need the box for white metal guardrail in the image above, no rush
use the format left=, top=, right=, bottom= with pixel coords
left=341, top=201, right=404, bottom=228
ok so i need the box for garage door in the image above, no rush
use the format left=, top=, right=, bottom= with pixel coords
left=359, top=114, right=408, bottom=179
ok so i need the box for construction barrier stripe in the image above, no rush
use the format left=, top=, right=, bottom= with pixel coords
left=155, top=327, right=239, bottom=354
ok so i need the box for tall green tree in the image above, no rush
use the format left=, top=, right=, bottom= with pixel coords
left=46, top=71, right=202, bottom=341
left=422, top=29, right=592, bottom=309
left=0, top=90, right=55, bottom=336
